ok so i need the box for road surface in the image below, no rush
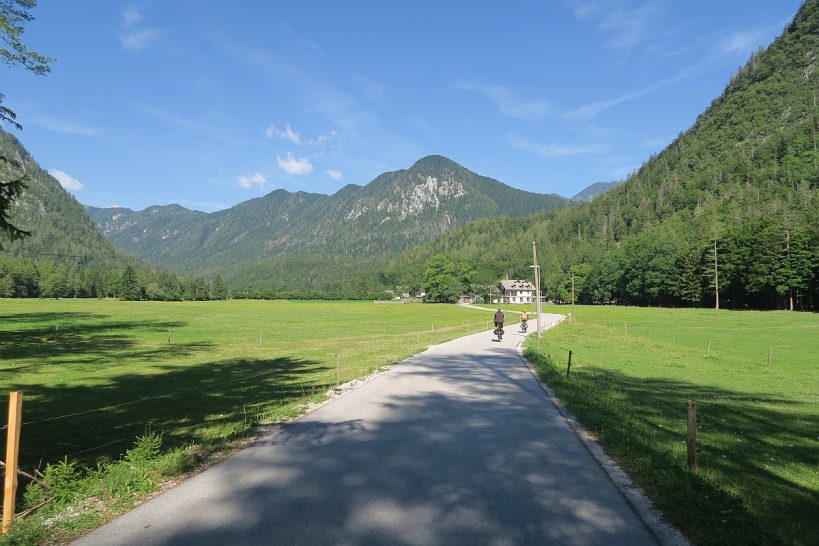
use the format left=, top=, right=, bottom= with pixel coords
left=75, top=314, right=658, bottom=545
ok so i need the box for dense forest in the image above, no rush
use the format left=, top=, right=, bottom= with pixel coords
left=383, top=1, right=819, bottom=310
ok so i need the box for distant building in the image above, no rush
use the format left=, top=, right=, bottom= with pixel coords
left=499, top=279, right=534, bottom=304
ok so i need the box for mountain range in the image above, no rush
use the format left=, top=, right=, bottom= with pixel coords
left=85, top=155, right=570, bottom=274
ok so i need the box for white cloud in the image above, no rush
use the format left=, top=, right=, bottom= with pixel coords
left=564, top=20, right=780, bottom=122
left=48, top=169, right=84, bottom=191
left=354, top=74, right=386, bottom=104
left=120, top=6, right=160, bottom=51
left=325, top=169, right=343, bottom=180
left=237, top=173, right=267, bottom=190
left=310, top=130, right=336, bottom=149
left=277, top=153, right=313, bottom=175
left=282, top=124, right=301, bottom=144
left=121, top=28, right=161, bottom=51
left=122, top=6, right=143, bottom=27
left=33, top=116, right=99, bottom=136
left=456, top=81, right=551, bottom=119
left=134, top=102, right=244, bottom=145
left=715, top=29, right=767, bottom=57
left=265, top=123, right=302, bottom=144
left=565, top=62, right=700, bottom=120
left=567, top=0, right=662, bottom=51
left=569, top=0, right=600, bottom=19
left=211, top=35, right=377, bottom=140
left=508, top=135, right=602, bottom=157
left=265, top=123, right=336, bottom=149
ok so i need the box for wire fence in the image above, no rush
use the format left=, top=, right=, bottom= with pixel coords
left=2, top=316, right=514, bottom=470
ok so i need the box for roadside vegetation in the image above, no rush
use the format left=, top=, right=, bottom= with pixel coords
left=0, top=298, right=488, bottom=543
left=525, top=305, right=818, bottom=545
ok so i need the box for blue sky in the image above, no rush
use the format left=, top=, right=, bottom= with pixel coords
left=3, top=0, right=804, bottom=211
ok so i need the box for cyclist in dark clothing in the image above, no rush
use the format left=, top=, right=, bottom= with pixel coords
left=493, top=309, right=505, bottom=341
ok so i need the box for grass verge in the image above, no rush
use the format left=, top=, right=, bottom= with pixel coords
left=0, top=299, right=491, bottom=543
left=525, top=306, right=818, bottom=546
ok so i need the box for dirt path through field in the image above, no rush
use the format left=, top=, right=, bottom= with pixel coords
left=74, top=313, right=659, bottom=545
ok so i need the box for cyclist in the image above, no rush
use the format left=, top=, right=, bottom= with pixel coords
left=520, top=310, right=529, bottom=332
left=493, top=309, right=505, bottom=340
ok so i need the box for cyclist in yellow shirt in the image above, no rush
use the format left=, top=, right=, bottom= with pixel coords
left=520, top=310, right=529, bottom=332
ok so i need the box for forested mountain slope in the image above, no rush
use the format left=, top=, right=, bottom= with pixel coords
left=0, top=130, right=153, bottom=297
left=384, top=0, right=819, bottom=310
left=87, top=155, right=568, bottom=275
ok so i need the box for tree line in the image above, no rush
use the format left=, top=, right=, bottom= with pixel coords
left=0, top=256, right=229, bottom=300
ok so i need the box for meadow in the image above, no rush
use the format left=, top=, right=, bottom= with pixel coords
left=0, top=298, right=493, bottom=470
left=525, top=306, right=818, bottom=546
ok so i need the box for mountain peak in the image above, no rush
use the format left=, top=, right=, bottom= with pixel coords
left=570, top=181, right=622, bottom=202
left=408, top=155, right=464, bottom=173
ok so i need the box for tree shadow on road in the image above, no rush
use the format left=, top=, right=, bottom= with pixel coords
left=99, top=350, right=658, bottom=546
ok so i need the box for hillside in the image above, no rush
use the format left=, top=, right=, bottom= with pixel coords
left=383, top=0, right=819, bottom=310
left=87, top=155, right=567, bottom=277
left=0, top=130, right=155, bottom=297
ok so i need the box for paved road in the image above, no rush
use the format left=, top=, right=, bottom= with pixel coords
left=75, top=315, right=657, bottom=545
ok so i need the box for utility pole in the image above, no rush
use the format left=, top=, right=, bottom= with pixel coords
left=713, top=239, right=720, bottom=310
left=785, top=225, right=793, bottom=311
left=532, top=241, right=543, bottom=341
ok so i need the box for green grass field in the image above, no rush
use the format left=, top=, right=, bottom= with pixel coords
left=526, top=306, right=818, bottom=546
left=0, top=299, right=491, bottom=470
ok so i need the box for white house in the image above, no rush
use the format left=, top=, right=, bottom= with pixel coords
left=499, top=279, right=534, bottom=304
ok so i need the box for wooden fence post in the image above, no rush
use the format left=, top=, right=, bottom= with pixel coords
left=335, top=354, right=340, bottom=387
left=566, top=351, right=573, bottom=379
left=3, top=391, right=23, bottom=534
left=767, top=347, right=772, bottom=367
left=687, top=400, right=698, bottom=473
